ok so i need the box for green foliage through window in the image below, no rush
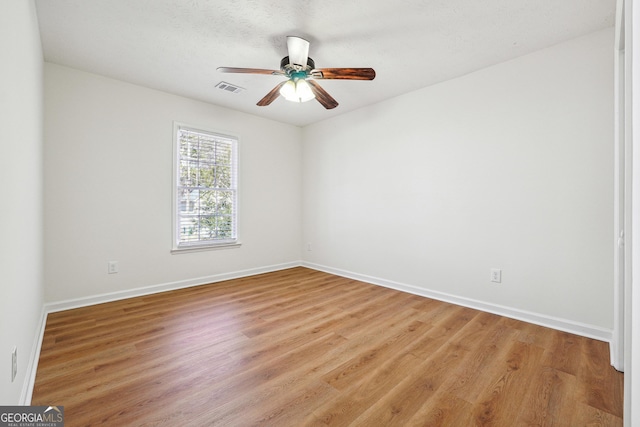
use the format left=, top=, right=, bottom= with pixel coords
left=175, top=126, right=237, bottom=246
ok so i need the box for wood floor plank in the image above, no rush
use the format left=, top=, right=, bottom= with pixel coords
left=447, top=318, right=521, bottom=403
left=321, top=319, right=430, bottom=391
left=348, top=336, right=476, bottom=425
left=578, top=337, right=625, bottom=418
left=471, top=340, right=546, bottom=425
left=516, top=366, right=571, bottom=426
left=543, top=329, right=584, bottom=376
left=571, top=402, right=623, bottom=427
left=404, top=392, right=474, bottom=427
left=312, top=351, right=423, bottom=425
left=31, top=267, right=624, bottom=426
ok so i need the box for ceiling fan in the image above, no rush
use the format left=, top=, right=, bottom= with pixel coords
left=217, top=36, right=375, bottom=110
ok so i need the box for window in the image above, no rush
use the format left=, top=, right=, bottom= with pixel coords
left=173, top=123, right=238, bottom=250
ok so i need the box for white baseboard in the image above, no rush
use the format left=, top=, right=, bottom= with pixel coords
left=302, top=261, right=613, bottom=343
left=20, top=306, right=48, bottom=405
left=45, top=261, right=302, bottom=313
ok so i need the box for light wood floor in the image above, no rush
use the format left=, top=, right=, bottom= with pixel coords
left=32, top=267, right=623, bottom=426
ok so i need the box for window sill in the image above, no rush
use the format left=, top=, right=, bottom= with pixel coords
left=171, top=241, right=242, bottom=254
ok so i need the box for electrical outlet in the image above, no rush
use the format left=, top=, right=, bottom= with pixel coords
left=307, top=243, right=312, bottom=251
left=11, top=347, right=17, bottom=382
left=108, top=261, right=119, bottom=274
left=490, top=269, right=502, bottom=283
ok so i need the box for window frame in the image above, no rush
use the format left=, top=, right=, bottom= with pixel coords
left=171, top=122, right=240, bottom=253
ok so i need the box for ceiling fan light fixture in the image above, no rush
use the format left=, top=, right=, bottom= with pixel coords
left=279, top=80, right=297, bottom=101
left=219, top=36, right=374, bottom=109
left=295, top=79, right=315, bottom=102
left=279, top=78, right=315, bottom=103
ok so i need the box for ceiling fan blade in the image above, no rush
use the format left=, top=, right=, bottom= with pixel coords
left=217, top=67, right=285, bottom=76
left=311, top=68, right=376, bottom=80
left=287, top=36, right=310, bottom=68
left=307, top=80, right=338, bottom=110
left=257, top=81, right=287, bottom=106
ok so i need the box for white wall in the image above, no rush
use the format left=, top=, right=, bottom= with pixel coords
left=0, top=0, right=45, bottom=404
left=44, top=64, right=302, bottom=303
left=302, top=28, right=614, bottom=334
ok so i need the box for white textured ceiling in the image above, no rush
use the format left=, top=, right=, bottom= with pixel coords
left=35, top=0, right=615, bottom=127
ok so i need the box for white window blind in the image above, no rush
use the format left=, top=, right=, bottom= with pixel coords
left=174, top=125, right=238, bottom=249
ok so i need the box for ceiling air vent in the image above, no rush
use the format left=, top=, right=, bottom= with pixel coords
left=215, top=81, right=244, bottom=94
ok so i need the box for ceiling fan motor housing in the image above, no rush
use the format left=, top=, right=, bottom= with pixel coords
left=281, top=56, right=315, bottom=75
